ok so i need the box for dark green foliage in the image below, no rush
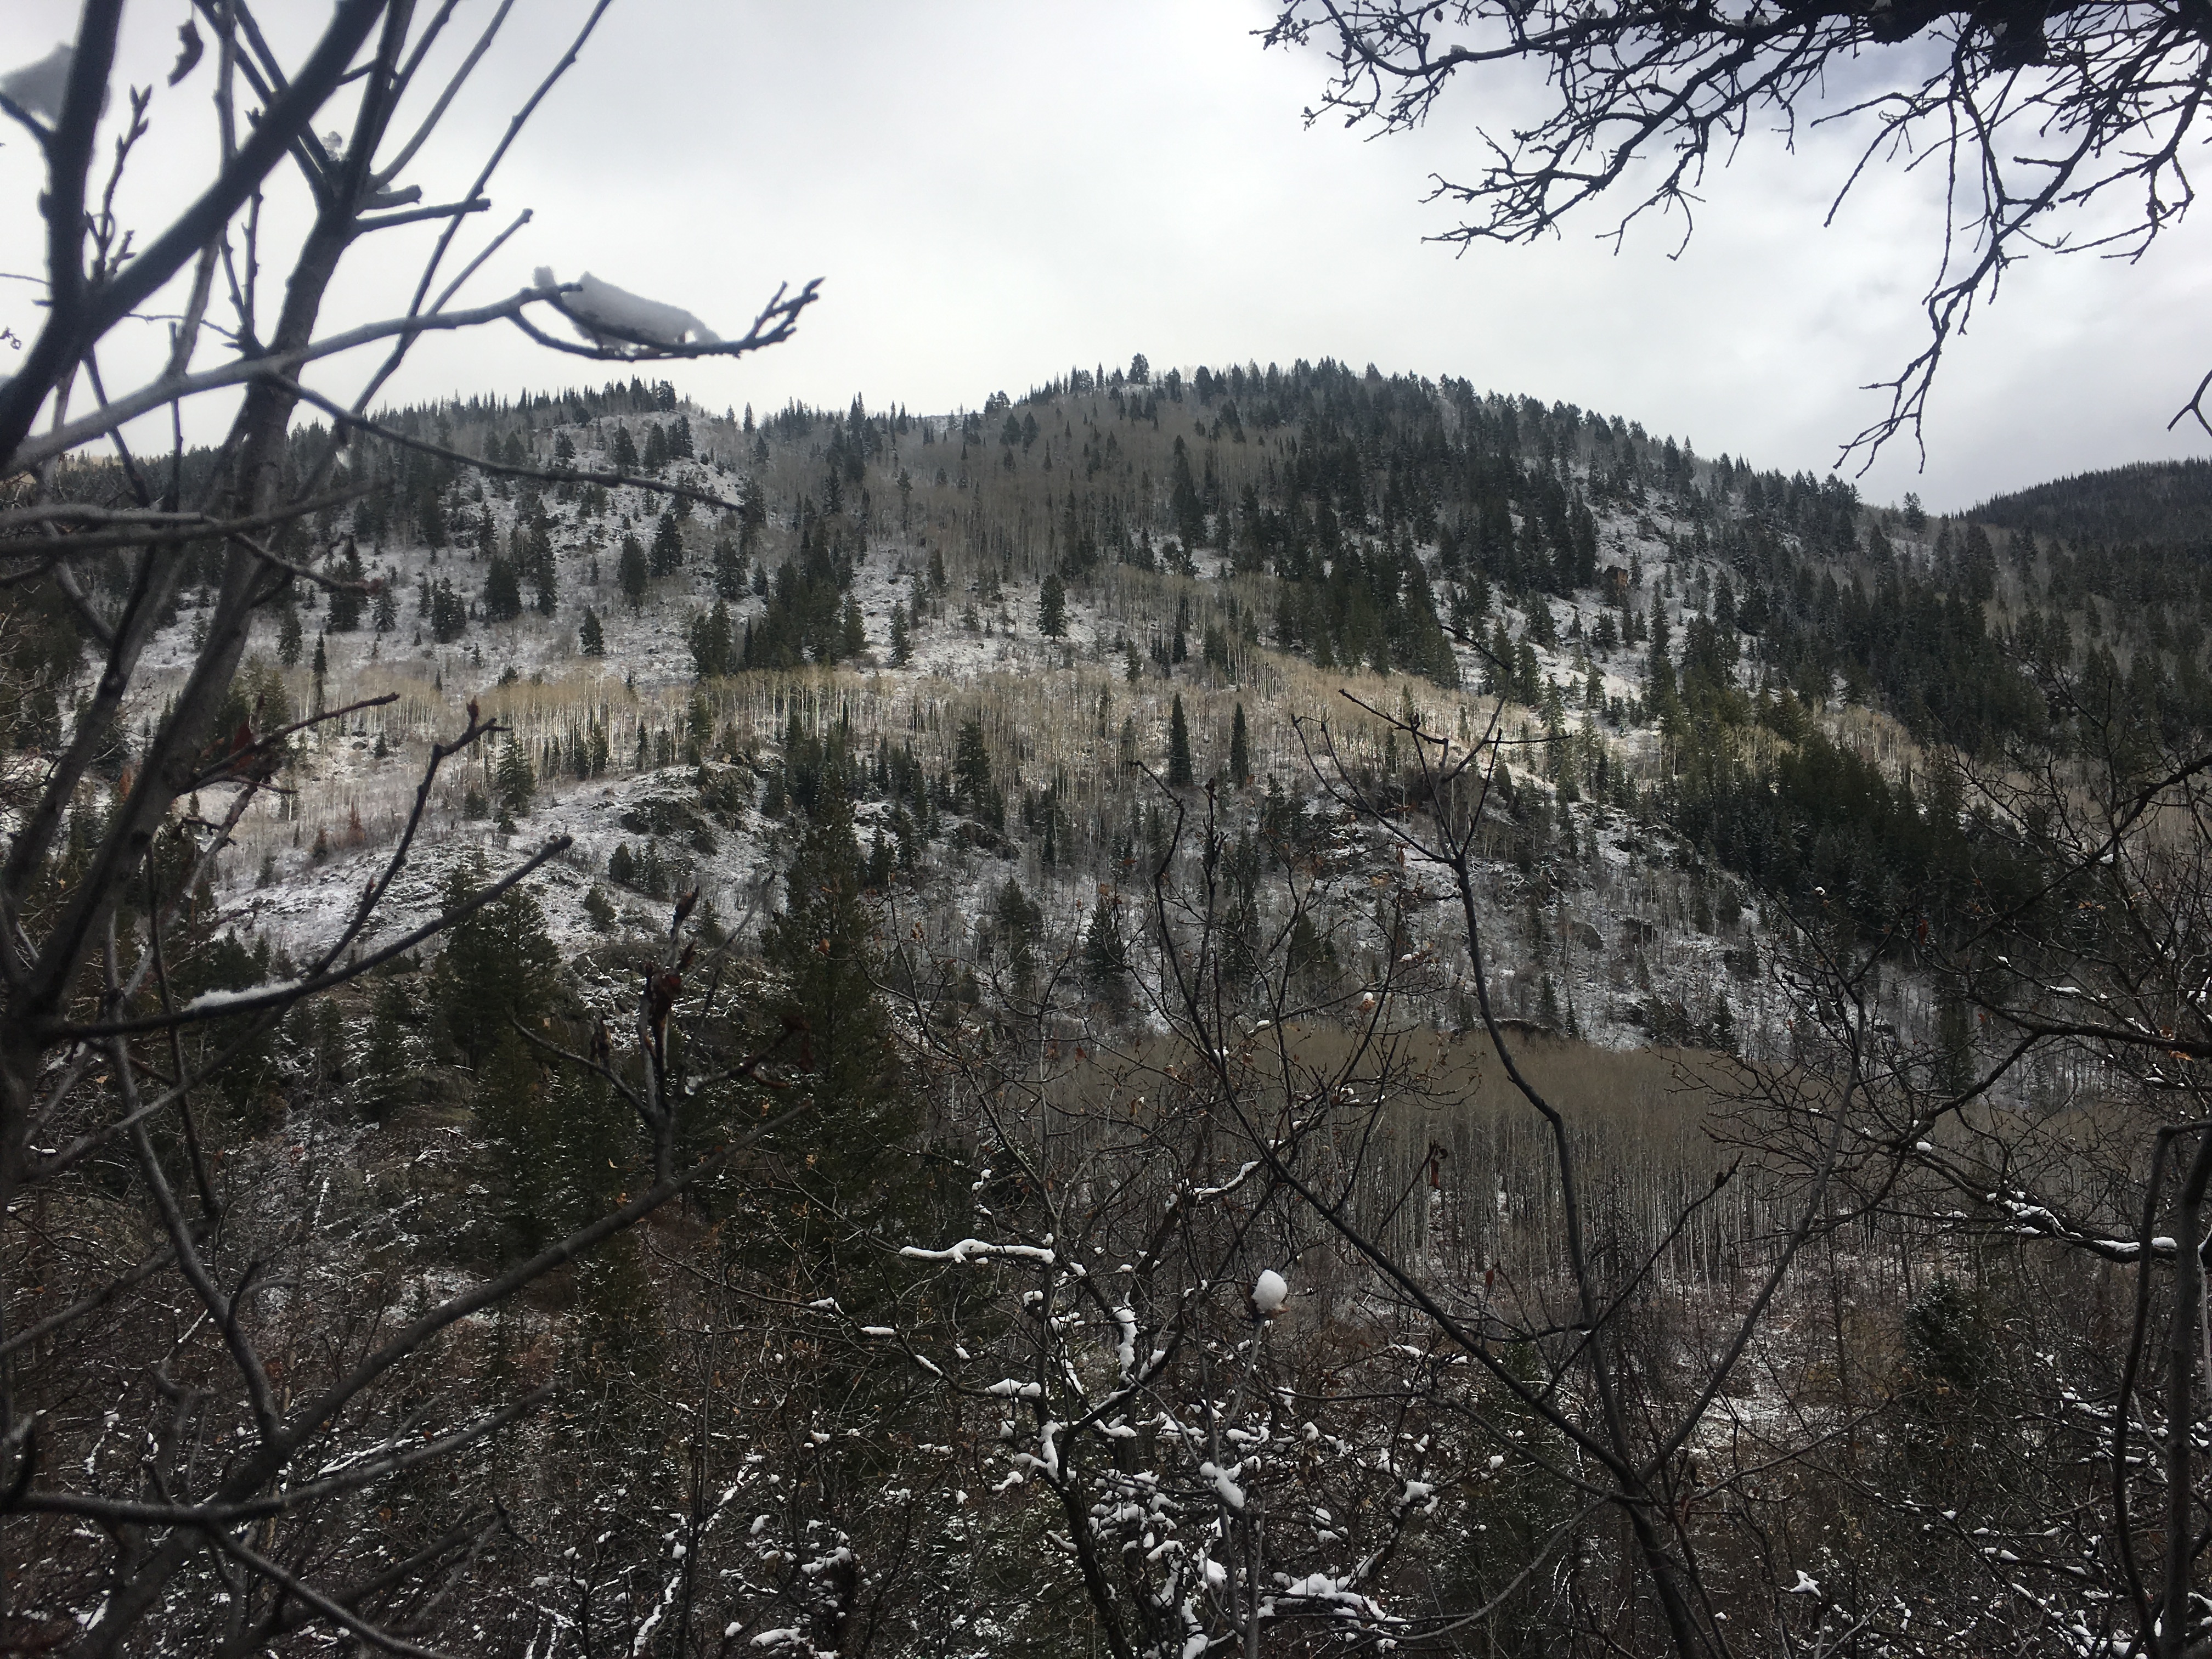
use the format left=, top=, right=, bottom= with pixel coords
left=326, top=541, right=366, bottom=632
left=711, top=534, right=747, bottom=599
left=743, top=509, right=863, bottom=668
left=688, top=600, right=736, bottom=679
left=617, top=533, right=648, bottom=610
left=650, top=510, right=684, bottom=577
left=1167, top=693, right=1195, bottom=787
left=755, top=774, right=923, bottom=1290
left=1039, top=569, right=1067, bottom=637
left=428, top=858, right=558, bottom=1070
left=483, top=554, right=523, bottom=623
left=493, top=738, right=535, bottom=821
left=428, top=579, right=467, bottom=641
left=1228, top=701, right=1250, bottom=786
left=578, top=607, right=605, bottom=656
left=952, top=716, right=1001, bottom=827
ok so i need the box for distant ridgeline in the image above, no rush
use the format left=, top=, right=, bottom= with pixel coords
left=38, top=360, right=2212, bottom=939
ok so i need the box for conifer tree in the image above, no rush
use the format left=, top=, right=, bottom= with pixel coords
left=1229, top=701, right=1250, bottom=787
left=428, top=856, right=558, bottom=1070
left=1167, top=692, right=1196, bottom=787
left=611, top=423, right=639, bottom=473
left=1039, top=569, right=1068, bottom=638
left=578, top=607, right=605, bottom=657
left=711, top=535, right=747, bottom=599
left=618, top=533, right=649, bottom=610
left=484, top=554, right=523, bottom=622
left=326, top=541, right=366, bottom=632
left=650, top=510, right=684, bottom=577
left=687, top=600, right=735, bottom=679
left=641, top=421, right=668, bottom=472
left=493, top=736, right=536, bottom=822
left=758, top=773, right=917, bottom=1273
left=888, top=601, right=912, bottom=666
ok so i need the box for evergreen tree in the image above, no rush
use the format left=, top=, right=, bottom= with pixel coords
left=1170, top=435, right=1206, bottom=548
left=277, top=605, right=303, bottom=667
left=888, top=601, right=912, bottom=666
left=484, top=554, right=523, bottom=622
left=650, top=510, right=684, bottom=577
left=1039, top=569, right=1067, bottom=637
left=493, top=737, right=536, bottom=822
left=372, top=584, right=397, bottom=634
left=641, top=421, right=668, bottom=471
left=758, top=774, right=918, bottom=1274
left=687, top=600, right=736, bottom=679
left=1229, top=701, right=1250, bottom=787
left=611, top=423, right=639, bottom=472
left=428, top=856, right=558, bottom=1070
left=618, top=533, right=648, bottom=610
left=953, top=716, right=1000, bottom=827
left=711, top=535, right=747, bottom=599
left=578, top=607, right=606, bottom=657
left=1167, top=692, right=1195, bottom=787
left=1081, top=890, right=1131, bottom=1019
left=326, top=541, right=366, bottom=631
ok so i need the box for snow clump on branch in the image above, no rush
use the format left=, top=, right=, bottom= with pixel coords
left=533, top=267, right=720, bottom=348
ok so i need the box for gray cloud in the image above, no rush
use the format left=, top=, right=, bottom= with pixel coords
left=5, top=0, right=2206, bottom=510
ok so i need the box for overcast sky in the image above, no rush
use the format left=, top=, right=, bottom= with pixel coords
left=7, top=1, right=2209, bottom=511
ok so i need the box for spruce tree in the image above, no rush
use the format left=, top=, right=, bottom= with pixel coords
left=484, top=554, right=523, bottom=622
left=650, top=510, right=684, bottom=577
left=1039, top=570, right=1067, bottom=638
left=1229, top=701, right=1250, bottom=787
left=611, top=423, right=639, bottom=473
left=578, top=607, right=605, bottom=656
left=888, top=601, right=911, bottom=666
left=1167, top=692, right=1195, bottom=787
left=428, top=856, right=557, bottom=1070
left=711, top=535, right=747, bottom=599
left=618, top=533, right=648, bottom=610
left=758, top=774, right=918, bottom=1279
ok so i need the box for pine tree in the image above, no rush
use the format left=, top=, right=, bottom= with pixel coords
left=712, top=535, right=747, bottom=599
left=758, top=774, right=917, bottom=1282
left=372, top=584, right=397, bottom=634
left=493, top=736, right=536, bottom=822
left=611, top=424, right=639, bottom=472
left=1039, top=570, right=1067, bottom=638
left=1167, top=693, right=1195, bottom=787
left=1170, top=435, right=1206, bottom=549
left=326, top=541, right=366, bottom=631
left=687, top=600, right=735, bottom=679
left=578, top=607, right=606, bottom=656
left=277, top=605, right=303, bottom=667
left=1082, top=890, right=1131, bottom=1020
left=650, top=510, right=684, bottom=577
left=1229, top=701, right=1250, bottom=787
left=618, top=533, right=648, bottom=610
left=484, top=554, right=523, bottom=622
left=953, top=716, right=1000, bottom=827
left=888, top=601, right=911, bottom=666
left=641, top=421, right=668, bottom=471
left=428, top=855, right=558, bottom=1070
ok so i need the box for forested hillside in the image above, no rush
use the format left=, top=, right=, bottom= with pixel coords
left=13, top=354, right=2212, bottom=1658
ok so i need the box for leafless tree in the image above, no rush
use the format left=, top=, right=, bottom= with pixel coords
left=0, top=5, right=818, bottom=1653
left=1261, top=0, right=2212, bottom=461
